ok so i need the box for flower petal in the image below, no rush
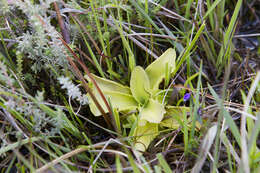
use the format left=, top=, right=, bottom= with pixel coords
left=183, top=93, right=191, bottom=102
left=139, top=99, right=165, bottom=123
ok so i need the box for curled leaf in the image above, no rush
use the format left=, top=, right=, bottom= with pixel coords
left=130, top=66, right=151, bottom=104
left=145, top=48, right=176, bottom=92
left=160, top=117, right=181, bottom=129
left=160, top=106, right=187, bottom=128
left=139, top=98, right=165, bottom=123
left=134, top=122, right=158, bottom=152
left=162, top=106, right=201, bottom=130
left=88, top=91, right=138, bottom=116
left=85, top=74, right=137, bottom=116
left=85, top=74, right=131, bottom=94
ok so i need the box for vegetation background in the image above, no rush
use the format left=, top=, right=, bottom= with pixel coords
left=0, top=0, right=259, bottom=172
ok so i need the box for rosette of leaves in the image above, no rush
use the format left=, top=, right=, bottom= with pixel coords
left=85, top=48, right=188, bottom=151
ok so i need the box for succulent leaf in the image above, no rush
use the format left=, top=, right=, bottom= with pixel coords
left=145, top=48, right=176, bottom=92
left=88, top=91, right=138, bottom=116
left=130, top=66, right=151, bottom=104
left=139, top=98, right=165, bottom=123
left=134, top=122, right=158, bottom=152
left=85, top=74, right=131, bottom=94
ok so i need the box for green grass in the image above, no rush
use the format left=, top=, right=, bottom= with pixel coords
left=0, top=0, right=259, bottom=172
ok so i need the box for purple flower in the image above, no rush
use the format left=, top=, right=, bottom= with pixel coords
left=183, top=93, right=191, bottom=102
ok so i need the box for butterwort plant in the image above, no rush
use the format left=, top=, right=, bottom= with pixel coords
left=85, top=48, right=189, bottom=151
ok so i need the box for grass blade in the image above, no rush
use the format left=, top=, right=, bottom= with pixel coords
left=217, top=0, right=242, bottom=67
left=156, top=153, right=171, bottom=173
left=208, top=84, right=241, bottom=148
